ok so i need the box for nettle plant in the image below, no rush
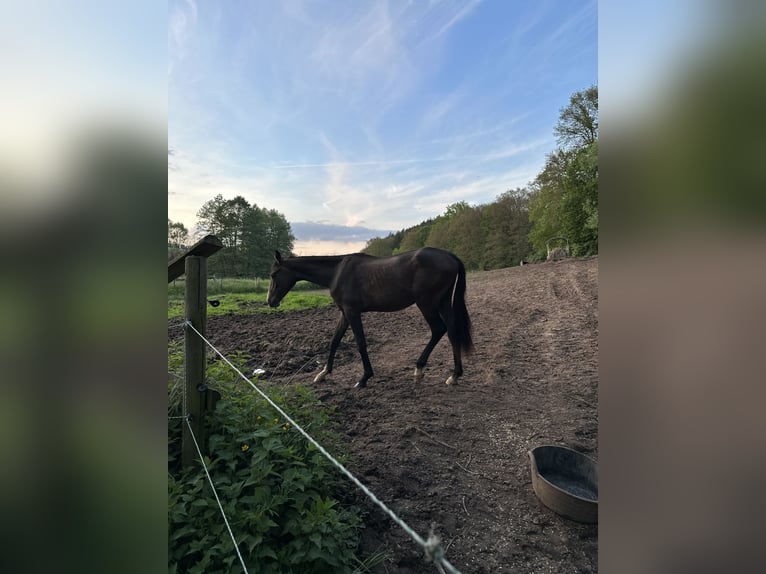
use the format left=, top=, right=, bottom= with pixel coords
left=168, top=351, right=365, bottom=574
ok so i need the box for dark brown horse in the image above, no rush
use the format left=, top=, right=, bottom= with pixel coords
left=267, top=247, right=473, bottom=388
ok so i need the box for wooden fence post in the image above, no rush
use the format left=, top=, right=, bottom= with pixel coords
left=168, top=235, right=223, bottom=468
left=183, top=255, right=207, bottom=468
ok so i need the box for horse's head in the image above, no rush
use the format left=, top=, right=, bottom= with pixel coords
left=267, top=251, right=297, bottom=308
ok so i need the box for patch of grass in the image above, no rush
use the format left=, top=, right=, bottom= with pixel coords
left=168, top=279, right=323, bottom=300
left=168, top=277, right=266, bottom=299
left=168, top=290, right=333, bottom=320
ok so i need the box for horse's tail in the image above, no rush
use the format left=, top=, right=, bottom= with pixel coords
left=451, top=256, right=474, bottom=354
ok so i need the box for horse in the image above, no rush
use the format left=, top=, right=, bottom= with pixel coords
left=267, top=247, right=473, bottom=389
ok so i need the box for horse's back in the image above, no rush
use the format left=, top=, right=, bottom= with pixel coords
left=330, top=249, right=459, bottom=312
left=408, top=247, right=460, bottom=270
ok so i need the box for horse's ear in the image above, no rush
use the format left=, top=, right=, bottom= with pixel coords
left=274, top=250, right=282, bottom=264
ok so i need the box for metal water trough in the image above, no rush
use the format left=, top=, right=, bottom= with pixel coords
left=529, top=445, right=598, bottom=523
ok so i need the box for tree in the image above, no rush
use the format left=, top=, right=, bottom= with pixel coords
left=424, top=215, right=450, bottom=251
left=554, top=85, right=598, bottom=150
left=528, top=150, right=573, bottom=258
left=196, top=194, right=250, bottom=251
left=363, top=234, right=399, bottom=256
left=482, top=189, right=533, bottom=267
left=443, top=201, right=471, bottom=221
left=196, top=194, right=228, bottom=238
left=241, top=206, right=268, bottom=275
left=195, top=194, right=294, bottom=276
left=560, top=141, right=598, bottom=255
left=397, top=222, right=433, bottom=253
left=448, top=205, right=485, bottom=270
left=168, top=219, right=189, bottom=247
left=529, top=86, right=599, bottom=258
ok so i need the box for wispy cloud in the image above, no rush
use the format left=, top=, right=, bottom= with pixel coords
left=433, top=0, right=482, bottom=40
left=265, top=136, right=546, bottom=170
left=416, top=0, right=483, bottom=44
left=168, top=0, right=597, bottom=248
left=419, top=86, right=466, bottom=134
left=169, top=0, right=198, bottom=67
left=545, top=0, right=596, bottom=47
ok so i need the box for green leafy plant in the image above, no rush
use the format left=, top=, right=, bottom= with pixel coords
left=168, top=349, right=367, bottom=573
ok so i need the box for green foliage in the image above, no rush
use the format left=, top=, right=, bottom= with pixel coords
left=364, top=195, right=532, bottom=271
left=529, top=86, right=599, bottom=258
left=429, top=205, right=486, bottom=269
left=528, top=149, right=571, bottom=258
left=395, top=221, right=433, bottom=253
left=443, top=201, right=471, bottom=220
left=554, top=85, right=598, bottom=150
left=561, top=142, right=598, bottom=256
left=196, top=194, right=295, bottom=278
left=168, top=218, right=189, bottom=248
left=482, top=190, right=533, bottom=268
left=362, top=233, right=400, bottom=257
left=168, top=350, right=365, bottom=574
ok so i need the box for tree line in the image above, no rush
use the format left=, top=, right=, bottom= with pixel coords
left=169, top=85, right=597, bottom=276
left=168, top=195, right=295, bottom=277
left=363, top=85, right=598, bottom=269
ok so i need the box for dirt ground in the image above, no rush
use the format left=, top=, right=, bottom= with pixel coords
left=183, top=256, right=598, bottom=573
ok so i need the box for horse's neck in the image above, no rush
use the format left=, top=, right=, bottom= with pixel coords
left=286, top=256, right=344, bottom=286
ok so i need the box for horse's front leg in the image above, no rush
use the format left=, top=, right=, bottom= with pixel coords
left=345, top=310, right=373, bottom=388
left=314, top=312, right=349, bottom=383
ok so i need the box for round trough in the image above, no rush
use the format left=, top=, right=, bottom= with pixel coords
left=529, top=445, right=598, bottom=523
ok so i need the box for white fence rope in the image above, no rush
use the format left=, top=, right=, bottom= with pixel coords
left=184, top=416, right=250, bottom=574
left=184, top=320, right=462, bottom=574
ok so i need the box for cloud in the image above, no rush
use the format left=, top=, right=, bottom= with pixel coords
left=293, top=239, right=370, bottom=256
left=432, top=0, right=482, bottom=40
left=306, top=1, right=417, bottom=110
left=169, top=0, right=198, bottom=64
left=417, top=0, right=483, bottom=44
left=291, top=222, right=392, bottom=242
left=419, top=87, right=466, bottom=134
left=168, top=1, right=595, bottom=239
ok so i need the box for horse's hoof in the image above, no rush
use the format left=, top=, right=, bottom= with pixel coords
left=445, top=375, right=456, bottom=385
left=354, top=381, right=367, bottom=389
left=414, top=367, right=425, bottom=382
left=314, top=367, right=329, bottom=383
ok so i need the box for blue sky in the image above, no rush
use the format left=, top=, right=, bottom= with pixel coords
left=168, top=0, right=597, bottom=253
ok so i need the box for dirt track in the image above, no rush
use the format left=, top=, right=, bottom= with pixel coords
left=196, top=256, right=598, bottom=573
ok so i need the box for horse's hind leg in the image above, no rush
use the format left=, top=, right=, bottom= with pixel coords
left=315, top=312, right=348, bottom=383
left=439, top=300, right=463, bottom=385
left=414, top=304, right=447, bottom=382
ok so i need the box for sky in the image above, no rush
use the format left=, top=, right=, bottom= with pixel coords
left=168, top=0, right=597, bottom=254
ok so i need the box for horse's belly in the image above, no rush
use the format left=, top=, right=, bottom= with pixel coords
left=362, top=288, right=415, bottom=312
left=365, top=300, right=413, bottom=313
